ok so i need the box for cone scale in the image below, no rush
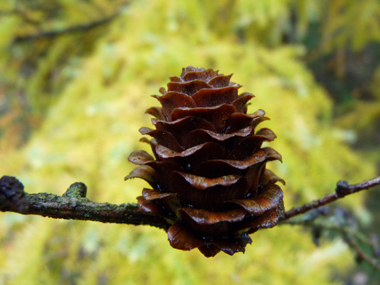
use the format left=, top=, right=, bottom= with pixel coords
left=126, top=66, right=285, bottom=257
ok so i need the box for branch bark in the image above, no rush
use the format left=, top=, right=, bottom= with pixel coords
left=280, top=176, right=380, bottom=221
left=0, top=176, right=170, bottom=231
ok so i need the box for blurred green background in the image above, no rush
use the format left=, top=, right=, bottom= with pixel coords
left=1, top=0, right=380, bottom=284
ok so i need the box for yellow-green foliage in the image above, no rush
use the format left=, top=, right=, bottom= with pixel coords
left=0, top=0, right=377, bottom=284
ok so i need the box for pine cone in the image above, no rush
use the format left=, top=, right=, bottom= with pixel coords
left=126, top=66, right=285, bottom=257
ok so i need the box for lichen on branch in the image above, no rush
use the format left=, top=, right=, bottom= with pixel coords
left=0, top=176, right=170, bottom=230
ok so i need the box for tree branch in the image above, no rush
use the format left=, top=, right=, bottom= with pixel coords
left=280, top=176, right=380, bottom=221
left=0, top=176, right=170, bottom=231
left=2, top=175, right=379, bottom=233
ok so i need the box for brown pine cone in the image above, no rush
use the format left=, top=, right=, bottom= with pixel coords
left=126, top=66, right=285, bottom=257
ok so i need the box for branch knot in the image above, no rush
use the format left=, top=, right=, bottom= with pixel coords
left=0, top=175, right=29, bottom=212
left=335, top=180, right=350, bottom=197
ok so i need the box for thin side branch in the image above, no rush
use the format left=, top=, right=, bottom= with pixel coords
left=281, top=218, right=370, bottom=246
left=13, top=13, right=119, bottom=43
left=281, top=217, right=380, bottom=272
left=280, top=177, right=380, bottom=221
left=343, top=234, right=380, bottom=271
left=0, top=176, right=170, bottom=231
